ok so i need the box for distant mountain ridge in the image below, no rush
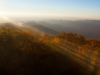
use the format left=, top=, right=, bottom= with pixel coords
left=0, top=22, right=58, bottom=35
left=25, top=22, right=58, bottom=35
left=0, top=20, right=100, bottom=38
left=32, top=20, right=100, bottom=38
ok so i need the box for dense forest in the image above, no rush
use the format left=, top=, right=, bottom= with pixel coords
left=0, top=27, right=99, bottom=75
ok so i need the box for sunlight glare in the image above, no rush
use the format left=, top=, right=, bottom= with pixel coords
left=0, top=12, right=23, bottom=26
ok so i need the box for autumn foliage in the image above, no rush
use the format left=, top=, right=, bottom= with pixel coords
left=0, top=27, right=99, bottom=75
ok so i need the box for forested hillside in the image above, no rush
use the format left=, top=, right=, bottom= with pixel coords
left=0, top=27, right=99, bottom=75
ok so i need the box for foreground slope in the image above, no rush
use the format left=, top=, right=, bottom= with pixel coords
left=0, top=27, right=94, bottom=75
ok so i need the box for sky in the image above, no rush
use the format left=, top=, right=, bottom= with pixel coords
left=0, top=0, right=100, bottom=21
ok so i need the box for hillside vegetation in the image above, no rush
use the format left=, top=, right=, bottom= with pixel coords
left=0, top=27, right=99, bottom=75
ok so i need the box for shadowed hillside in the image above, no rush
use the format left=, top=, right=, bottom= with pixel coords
left=0, top=26, right=96, bottom=75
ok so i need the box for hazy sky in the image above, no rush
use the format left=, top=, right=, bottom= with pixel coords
left=0, top=0, right=100, bottom=21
